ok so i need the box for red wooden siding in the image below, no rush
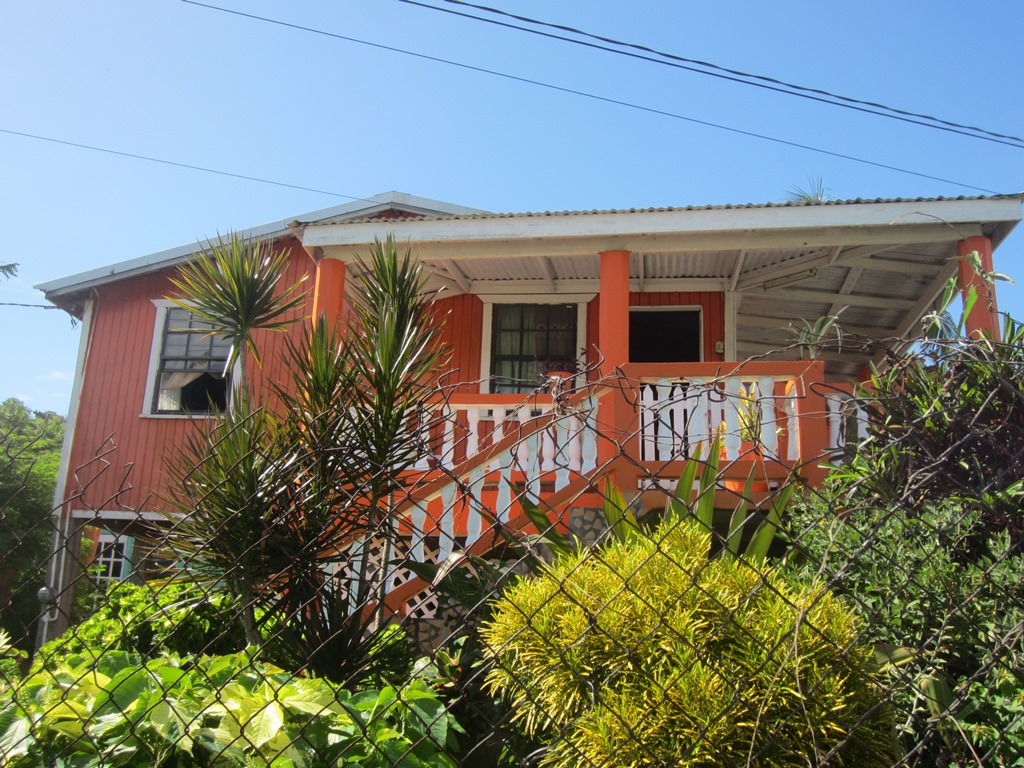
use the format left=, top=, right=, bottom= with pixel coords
left=587, top=291, right=725, bottom=372
left=66, top=239, right=314, bottom=515
left=431, top=294, right=483, bottom=393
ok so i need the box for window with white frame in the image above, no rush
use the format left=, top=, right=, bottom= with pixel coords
left=147, top=303, right=231, bottom=415
left=490, top=303, right=579, bottom=393
left=93, top=532, right=132, bottom=583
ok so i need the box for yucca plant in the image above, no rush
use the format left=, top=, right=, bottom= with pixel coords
left=159, top=234, right=448, bottom=684
left=169, top=232, right=307, bottom=398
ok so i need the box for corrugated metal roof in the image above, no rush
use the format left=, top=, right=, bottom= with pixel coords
left=304, top=194, right=1017, bottom=227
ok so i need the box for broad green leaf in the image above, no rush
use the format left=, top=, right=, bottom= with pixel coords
left=246, top=700, right=285, bottom=749
left=745, top=480, right=795, bottom=563
left=517, top=488, right=572, bottom=555
left=602, top=478, right=638, bottom=542
left=723, top=471, right=755, bottom=560
left=0, top=707, right=33, bottom=760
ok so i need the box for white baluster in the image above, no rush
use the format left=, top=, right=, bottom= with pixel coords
left=465, top=465, right=485, bottom=547
left=409, top=500, right=427, bottom=562
left=686, top=378, right=707, bottom=453
left=441, top=403, right=455, bottom=469
left=525, top=428, right=542, bottom=497
left=414, top=407, right=431, bottom=470
left=555, top=417, right=570, bottom=490
left=490, top=408, right=507, bottom=471
left=466, top=407, right=480, bottom=460
left=784, top=388, right=800, bottom=461
left=856, top=401, right=868, bottom=442
left=657, top=378, right=675, bottom=461
left=825, top=394, right=842, bottom=449
left=567, top=413, right=583, bottom=473
left=582, top=398, right=598, bottom=473
left=641, top=382, right=658, bottom=461
left=723, top=377, right=742, bottom=460
left=497, top=449, right=514, bottom=522
left=758, top=376, right=778, bottom=458
left=516, top=408, right=531, bottom=468
left=438, top=483, right=457, bottom=562
left=669, top=382, right=689, bottom=459
left=541, top=421, right=556, bottom=473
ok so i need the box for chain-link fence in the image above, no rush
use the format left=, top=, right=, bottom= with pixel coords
left=3, top=337, right=1023, bottom=767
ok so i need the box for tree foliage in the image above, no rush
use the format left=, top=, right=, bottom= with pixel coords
left=0, top=398, right=65, bottom=653
left=832, top=313, right=1024, bottom=547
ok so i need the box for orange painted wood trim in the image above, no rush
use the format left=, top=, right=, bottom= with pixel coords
left=957, top=236, right=999, bottom=340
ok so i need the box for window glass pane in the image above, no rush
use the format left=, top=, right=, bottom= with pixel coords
left=154, top=307, right=231, bottom=413
left=491, top=304, right=577, bottom=394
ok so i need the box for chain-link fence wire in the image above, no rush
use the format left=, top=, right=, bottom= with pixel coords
left=2, top=352, right=1023, bottom=767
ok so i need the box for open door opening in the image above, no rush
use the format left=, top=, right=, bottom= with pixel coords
left=629, top=308, right=702, bottom=363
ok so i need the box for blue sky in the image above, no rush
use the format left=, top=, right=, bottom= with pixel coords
left=2, top=0, right=1022, bottom=414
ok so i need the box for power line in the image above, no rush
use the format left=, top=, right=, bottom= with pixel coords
left=0, top=128, right=360, bottom=200
left=412, top=0, right=1024, bottom=150
left=179, top=1, right=1001, bottom=194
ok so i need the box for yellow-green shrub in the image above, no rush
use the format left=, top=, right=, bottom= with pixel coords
left=481, top=518, right=894, bottom=767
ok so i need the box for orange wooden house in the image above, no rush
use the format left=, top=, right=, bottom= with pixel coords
left=36, top=191, right=1021, bottom=639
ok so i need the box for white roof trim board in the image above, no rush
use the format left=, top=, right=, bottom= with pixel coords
left=36, top=191, right=488, bottom=298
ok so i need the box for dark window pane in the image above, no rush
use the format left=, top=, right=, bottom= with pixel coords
left=491, top=304, right=577, bottom=394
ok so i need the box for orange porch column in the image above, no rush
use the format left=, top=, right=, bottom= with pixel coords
left=598, top=249, right=631, bottom=375
left=597, top=249, right=633, bottom=469
left=957, top=236, right=999, bottom=340
left=312, top=258, right=347, bottom=329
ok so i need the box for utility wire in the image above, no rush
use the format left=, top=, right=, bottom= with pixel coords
left=0, top=128, right=360, bottom=200
left=180, top=1, right=1000, bottom=194
left=414, top=0, right=1024, bottom=150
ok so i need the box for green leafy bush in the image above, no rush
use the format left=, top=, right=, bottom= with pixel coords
left=834, top=313, right=1024, bottom=546
left=785, top=498, right=1024, bottom=766
left=36, top=580, right=246, bottom=666
left=1, top=649, right=461, bottom=767
left=480, top=515, right=894, bottom=768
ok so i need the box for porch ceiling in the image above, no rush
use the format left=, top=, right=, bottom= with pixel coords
left=317, top=196, right=1020, bottom=378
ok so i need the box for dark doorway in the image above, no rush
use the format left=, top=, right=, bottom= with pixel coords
left=629, top=309, right=702, bottom=363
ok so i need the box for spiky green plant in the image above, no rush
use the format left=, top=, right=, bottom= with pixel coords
left=169, top=232, right=307, bottom=396
left=160, top=234, right=448, bottom=683
left=480, top=514, right=894, bottom=767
